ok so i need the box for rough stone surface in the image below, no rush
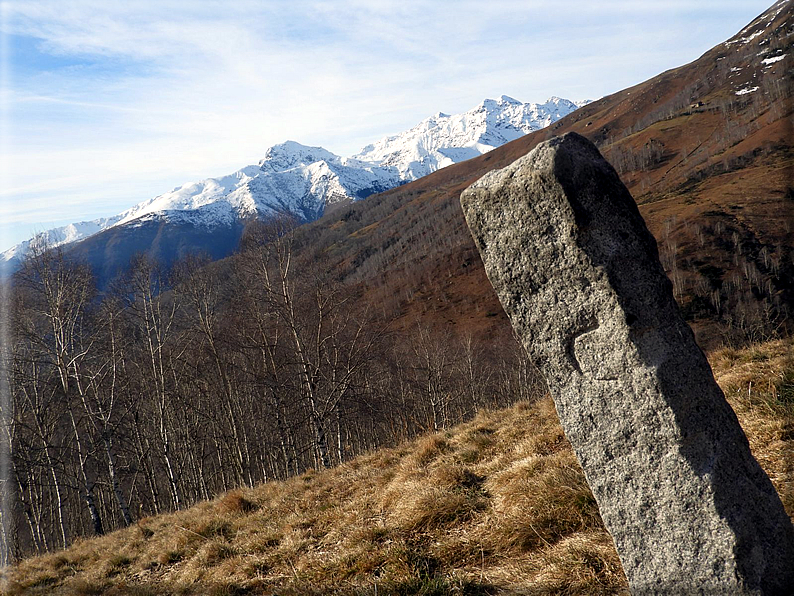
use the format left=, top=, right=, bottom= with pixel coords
left=460, top=133, right=794, bottom=594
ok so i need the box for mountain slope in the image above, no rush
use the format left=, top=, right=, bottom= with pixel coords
left=1, top=96, right=586, bottom=277
left=297, top=0, right=793, bottom=349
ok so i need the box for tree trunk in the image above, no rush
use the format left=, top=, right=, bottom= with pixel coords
left=69, top=410, right=103, bottom=536
left=104, top=435, right=133, bottom=526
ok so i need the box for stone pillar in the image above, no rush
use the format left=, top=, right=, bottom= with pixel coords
left=460, top=132, right=794, bottom=594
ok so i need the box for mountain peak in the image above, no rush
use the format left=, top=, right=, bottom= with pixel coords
left=259, top=141, right=341, bottom=172
left=479, top=95, right=522, bottom=109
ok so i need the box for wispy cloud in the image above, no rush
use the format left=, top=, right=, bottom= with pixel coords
left=0, top=0, right=775, bottom=246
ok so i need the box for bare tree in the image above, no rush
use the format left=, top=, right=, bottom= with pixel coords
left=238, top=220, right=384, bottom=468
left=14, top=244, right=104, bottom=537
left=122, top=255, right=184, bottom=510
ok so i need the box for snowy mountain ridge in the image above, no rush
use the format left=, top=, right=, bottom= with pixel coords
left=2, top=95, right=588, bottom=268
left=354, top=96, right=589, bottom=178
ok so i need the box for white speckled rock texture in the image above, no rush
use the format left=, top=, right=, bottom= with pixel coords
left=460, top=133, right=794, bottom=594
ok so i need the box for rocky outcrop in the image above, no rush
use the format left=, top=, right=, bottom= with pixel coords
left=460, top=132, right=794, bottom=594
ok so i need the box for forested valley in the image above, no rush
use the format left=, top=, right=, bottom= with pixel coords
left=2, top=219, right=543, bottom=561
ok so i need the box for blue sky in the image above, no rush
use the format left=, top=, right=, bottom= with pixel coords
left=0, top=0, right=777, bottom=249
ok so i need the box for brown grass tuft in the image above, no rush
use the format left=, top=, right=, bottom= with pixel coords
left=218, top=490, right=259, bottom=515
left=487, top=458, right=600, bottom=553
left=411, top=433, right=449, bottom=467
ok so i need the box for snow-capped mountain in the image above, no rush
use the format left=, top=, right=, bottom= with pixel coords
left=2, top=95, right=588, bottom=273
left=355, top=96, right=589, bottom=179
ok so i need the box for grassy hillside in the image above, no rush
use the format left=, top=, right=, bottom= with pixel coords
left=5, top=339, right=793, bottom=595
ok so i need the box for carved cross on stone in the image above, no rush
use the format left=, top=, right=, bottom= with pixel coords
left=460, top=133, right=794, bottom=594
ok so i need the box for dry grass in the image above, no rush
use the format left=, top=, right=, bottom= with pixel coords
left=711, top=338, right=794, bottom=514
left=4, top=339, right=793, bottom=595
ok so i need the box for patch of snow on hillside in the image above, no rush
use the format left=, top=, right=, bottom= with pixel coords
left=767, top=0, right=788, bottom=24
left=735, top=86, right=760, bottom=96
left=727, top=27, right=767, bottom=47
left=761, top=54, right=787, bottom=65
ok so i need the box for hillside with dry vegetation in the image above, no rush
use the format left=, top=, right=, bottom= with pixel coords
left=4, top=339, right=793, bottom=595
left=4, top=2, right=793, bottom=593
left=296, top=0, right=793, bottom=349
